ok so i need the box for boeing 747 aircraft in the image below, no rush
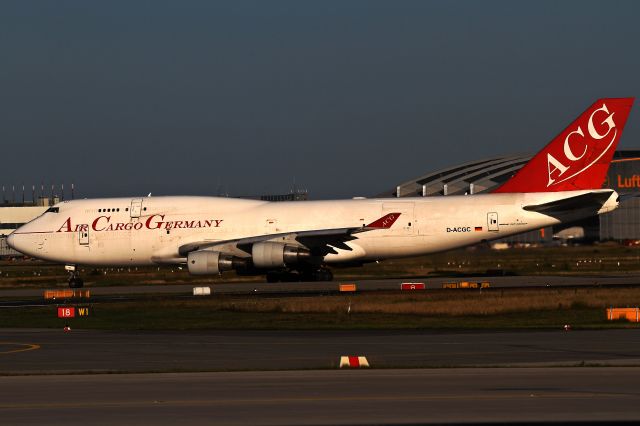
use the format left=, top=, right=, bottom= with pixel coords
left=8, top=98, right=634, bottom=287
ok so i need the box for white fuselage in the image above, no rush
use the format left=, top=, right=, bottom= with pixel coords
left=8, top=189, right=618, bottom=267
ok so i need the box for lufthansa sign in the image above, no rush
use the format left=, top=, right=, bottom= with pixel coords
left=615, top=174, right=640, bottom=189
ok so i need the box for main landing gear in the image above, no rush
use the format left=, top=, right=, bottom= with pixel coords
left=310, top=268, right=333, bottom=282
left=266, top=268, right=334, bottom=283
left=65, top=265, right=84, bottom=288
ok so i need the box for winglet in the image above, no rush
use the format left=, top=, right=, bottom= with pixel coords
left=366, top=213, right=401, bottom=229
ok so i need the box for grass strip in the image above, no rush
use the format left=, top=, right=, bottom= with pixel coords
left=2, top=287, right=640, bottom=330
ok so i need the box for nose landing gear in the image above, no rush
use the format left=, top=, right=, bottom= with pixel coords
left=65, top=265, right=84, bottom=288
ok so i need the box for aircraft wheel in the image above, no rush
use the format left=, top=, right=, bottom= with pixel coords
left=281, top=272, right=300, bottom=282
left=311, top=269, right=333, bottom=282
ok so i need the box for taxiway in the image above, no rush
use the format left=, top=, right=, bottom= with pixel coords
left=2, top=328, right=640, bottom=374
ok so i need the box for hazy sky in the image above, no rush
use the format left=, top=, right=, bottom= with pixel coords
left=2, top=0, right=640, bottom=200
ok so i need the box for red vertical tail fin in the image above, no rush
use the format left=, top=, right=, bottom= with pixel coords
left=493, top=98, right=634, bottom=193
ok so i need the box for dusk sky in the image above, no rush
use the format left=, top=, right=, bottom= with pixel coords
left=2, top=1, right=640, bottom=200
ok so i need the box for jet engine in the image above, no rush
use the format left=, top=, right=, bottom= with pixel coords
left=188, top=250, right=238, bottom=275
left=251, top=242, right=311, bottom=268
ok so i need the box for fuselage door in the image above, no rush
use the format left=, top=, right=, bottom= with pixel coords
left=78, top=226, right=89, bottom=245
left=487, top=212, right=499, bottom=232
left=130, top=199, right=143, bottom=218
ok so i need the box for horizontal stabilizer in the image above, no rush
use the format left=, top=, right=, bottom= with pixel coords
left=523, top=191, right=615, bottom=218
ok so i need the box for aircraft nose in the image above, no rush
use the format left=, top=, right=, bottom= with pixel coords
left=6, top=233, right=16, bottom=250
left=6, top=232, right=27, bottom=255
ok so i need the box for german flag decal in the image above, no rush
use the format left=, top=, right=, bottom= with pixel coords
left=475, top=226, right=483, bottom=232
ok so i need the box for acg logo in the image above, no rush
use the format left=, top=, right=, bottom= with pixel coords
left=547, top=103, right=617, bottom=187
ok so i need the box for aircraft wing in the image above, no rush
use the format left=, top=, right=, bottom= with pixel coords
left=177, top=212, right=401, bottom=257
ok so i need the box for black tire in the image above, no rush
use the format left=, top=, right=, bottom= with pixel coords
left=281, top=272, right=300, bottom=282
left=311, top=269, right=333, bottom=282
left=299, top=271, right=314, bottom=282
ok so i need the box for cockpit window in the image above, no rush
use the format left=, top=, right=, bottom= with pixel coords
left=45, top=207, right=59, bottom=213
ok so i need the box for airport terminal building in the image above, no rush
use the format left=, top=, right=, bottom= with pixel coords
left=382, top=150, right=640, bottom=242
left=0, top=197, right=55, bottom=256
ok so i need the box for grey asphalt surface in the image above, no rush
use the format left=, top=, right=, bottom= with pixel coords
left=1, top=368, right=640, bottom=425
left=0, top=274, right=638, bottom=298
left=2, top=329, right=640, bottom=374
left=3, top=278, right=640, bottom=424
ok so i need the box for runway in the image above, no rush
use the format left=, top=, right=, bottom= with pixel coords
left=3, top=283, right=640, bottom=424
left=2, top=328, right=640, bottom=374
left=1, top=274, right=638, bottom=299
left=3, top=327, right=640, bottom=424
left=2, top=368, right=640, bottom=425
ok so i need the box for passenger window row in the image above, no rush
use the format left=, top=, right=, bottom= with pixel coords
left=98, top=208, right=127, bottom=213
left=97, top=207, right=147, bottom=213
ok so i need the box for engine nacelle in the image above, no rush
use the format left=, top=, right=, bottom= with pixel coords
left=187, top=250, right=235, bottom=275
left=251, top=242, right=310, bottom=269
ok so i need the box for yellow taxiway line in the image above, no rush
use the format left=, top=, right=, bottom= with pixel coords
left=0, top=343, right=41, bottom=355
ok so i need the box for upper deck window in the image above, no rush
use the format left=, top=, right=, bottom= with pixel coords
left=45, top=207, right=59, bottom=213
